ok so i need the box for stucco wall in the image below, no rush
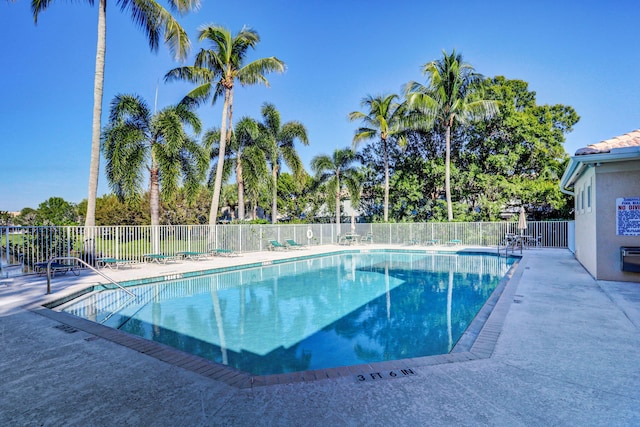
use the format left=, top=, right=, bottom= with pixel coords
left=594, top=161, right=640, bottom=281
left=573, top=167, right=598, bottom=277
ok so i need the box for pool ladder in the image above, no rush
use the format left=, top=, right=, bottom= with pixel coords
left=497, top=238, right=522, bottom=257
left=45, top=256, right=135, bottom=297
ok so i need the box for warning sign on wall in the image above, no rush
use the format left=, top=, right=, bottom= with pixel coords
left=617, top=197, right=640, bottom=236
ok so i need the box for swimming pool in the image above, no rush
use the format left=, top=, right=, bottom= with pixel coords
left=59, top=251, right=515, bottom=376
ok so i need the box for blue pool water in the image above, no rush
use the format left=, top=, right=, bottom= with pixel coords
left=62, top=251, right=515, bottom=375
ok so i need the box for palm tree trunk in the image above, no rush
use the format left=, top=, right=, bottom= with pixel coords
left=149, top=166, right=160, bottom=253
left=236, top=159, right=245, bottom=220
left=271, top=165, right=278, bottom=224
left=383, top=138, right=389, bottom=222
left=150, top=167, right=160, bottom=226
left=335, top=174, right=341, bottom=233
left=209, top=88, right=231, bottom=225
left=445, top=124, right=453, bottom=221
left=226, top=88, right=234, bottom=146
left=84, top=0, right=106, bottom=229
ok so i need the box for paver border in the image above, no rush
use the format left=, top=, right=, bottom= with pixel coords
left=29, top=248, right=525, bottom=388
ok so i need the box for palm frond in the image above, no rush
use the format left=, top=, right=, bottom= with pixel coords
left=238, top=57, right=285, bottom=86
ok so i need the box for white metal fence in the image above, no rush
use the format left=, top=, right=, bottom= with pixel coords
left=1, top=221, right=570, bottom=275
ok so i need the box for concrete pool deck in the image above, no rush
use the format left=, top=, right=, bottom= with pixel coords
left=1, top=246, right=639, bottom=425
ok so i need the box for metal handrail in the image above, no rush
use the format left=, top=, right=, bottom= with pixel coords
left=45, top=256, right=135, bottom=297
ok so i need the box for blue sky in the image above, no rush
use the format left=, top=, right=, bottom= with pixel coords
left=1, top=0, right=639, bottom=212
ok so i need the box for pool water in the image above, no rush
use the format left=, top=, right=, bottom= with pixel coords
left=62, top=251, right=515, bottom=375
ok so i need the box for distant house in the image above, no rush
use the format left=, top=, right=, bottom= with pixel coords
left=560, top=129, right=640, bottom=282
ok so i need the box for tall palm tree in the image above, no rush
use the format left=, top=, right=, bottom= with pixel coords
left=405, top=50, right=498, bottom=221
left=311, top=148, right=360, bottom=233
left=258, top=103, right=309, bottom=224
left=203, top=117, right=269, bottom=220
left=33, top=0, right=198, bottom=228
left=102, top=94, right=207, bottom=226
left=348, top=94, right=409, bottom=222
left=165, top=25, right=285, bottom=225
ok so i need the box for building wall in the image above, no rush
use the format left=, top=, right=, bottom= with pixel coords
left=594, top=161, right=640, bottom=281
left=573, top=166, right=598, bottom=277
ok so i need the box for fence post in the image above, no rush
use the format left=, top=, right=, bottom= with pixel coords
left=3, top=225, right=8, bottom=262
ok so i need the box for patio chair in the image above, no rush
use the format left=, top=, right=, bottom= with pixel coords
left=526, top=235, right=542, bottom=248
left=337, top=234, right=357, bottom=246
left=285, top=239, right=306, bottom=249
left=267, top=240, right=289, bottom=251
left=0, top=262, right=23, bottom=278
left=360, top=232, right=374, bottom=244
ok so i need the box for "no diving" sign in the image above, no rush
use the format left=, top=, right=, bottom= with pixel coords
left=616, top=197, right=640, bottom=236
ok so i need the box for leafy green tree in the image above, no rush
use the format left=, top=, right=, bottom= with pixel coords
left=406, top=50, right=498, bottom=221
left=14, top=207, right=37, bottom=226
left=161, top=186, right=211, bottom=225
left=102, top=94, right=207, bottom=226
left=165, top=25, right=285, bottom=225
left=311, top=148, right=360, bottom=230
left=462, top=76, right=579, bottom=219
left=258, top=103, right=309, bottom=224
left=79, top=194, right=150, bottom=226
left=204, top=117, right=269, bottom=220
left=0, top=211, right=12, bottom=226
left=35, top=197, right=78, bottom=225
left=349, top=94, right=408, bottom=222
left=33, top=0, right=197, bottom=228
left=220, top=183, right=239, bottom=221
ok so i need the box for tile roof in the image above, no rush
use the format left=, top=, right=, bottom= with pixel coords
left=575, top=129, right=640, bottom=155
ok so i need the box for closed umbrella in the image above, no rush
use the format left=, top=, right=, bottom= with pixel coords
left=517, top=206, right=527, bottom=236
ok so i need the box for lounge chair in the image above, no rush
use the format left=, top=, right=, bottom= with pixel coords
left=267, top=240, right=289, bottom=251
left=209, top=248, right=239, bottom=257
left=176, top=251, right=209, bottom=261
left=285, top=239, right=306, bottom=249
left=446, top=239, right=462, bottom=246
left=97, top=257, right=137, bottom=269
left=144, top=253, right=179, bottom=264
left=34, top=261, right=80, bottom=276
left=425, top=239, right=440, bottom=246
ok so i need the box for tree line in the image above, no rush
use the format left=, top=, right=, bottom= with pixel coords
left=22, top=3, right=578, bottom=226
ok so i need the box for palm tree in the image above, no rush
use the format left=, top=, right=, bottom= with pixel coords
left=102, top=94, right=207, bottom=226
left=203, top=117, right=269, bottom=220
left=33, top=0, right=197, bottom=228
left=348, top=94, right=409, bottom=222
left=258, top=103, right=309, bottom=224
left=405, top=50, right=498, bottom=221
left=165, top=25, right=285, bottom=225
left=311, top=148, right=360, bottom=233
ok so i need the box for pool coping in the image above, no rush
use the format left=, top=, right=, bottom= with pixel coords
left=29, top=248, right=524, bottom=389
